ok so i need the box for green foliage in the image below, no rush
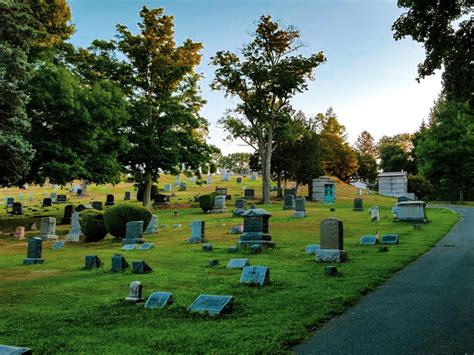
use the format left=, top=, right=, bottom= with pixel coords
left=103, top=204, right=152, bottom=239
left=407, top=175, right=433, bottom=200
left=80, top=209, right=107, bottom=242
left=211, top=15, right=326, bottom=203
left=355, top=153, right=378, bottom=183
left=219, top=152, right=252, bottom=173
left=393, top=0, right=473, bottom=103
left=136, top=184, right=159, bottom=202
left=354, top=131, right=377, bottom=158
left=198, top=192, right=217, bottom=213
left=379, top=144, right=415, bottom=174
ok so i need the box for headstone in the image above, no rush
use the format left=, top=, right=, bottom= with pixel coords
left=52, top=240, right=65, bottom=250
left=240, top=265, right=270, bottom=286
left=144, top=292, right=173, bottom=309
left=15, top=227, right=25, bottom=240
left=105, top=194, right=115, bottom=206
left=202, top=242, right=213, bottom=251
left=40, top=217, right=58, bottom=240
left=316, top=249, right=347, bottom=262
left=179, top=182, right=187, bottom=191
left=56, top=194, right=67, bottom=204
left=188, top=221, right=205, bottom=243
left=164, top=184, right=172, bottom=192
left=210, top=195, right=227, bottom=214
left=84, top=255, right=102, bottom=269
left=23, top=237, right=44, bottom=265
left=91, top=201, right=103, bottom=210
left=206, top=175, right=212, bottom=184
left=61, top=204, right=74, bottom=224
left=6, top=197, right=14, bottom=207
left=28, top=193, right=34, bottom=202
left=250, top=174, right=257, bottom=182
left=320, top=218, right=343, bottom=250
left=395, top=201, right=428, bottom=222
left=125, top=281, right=144, bottom=303
left=42, top=198, right=52, bottom=207
left=124, top=191, right=131, bottom=201
left=238, top=206, right=274, bottom=248
left=12, top=202, right=23, bottom=215
left=230, top=224, right=244, bottom=234
left=236, top=177, right=242, bottom=183
left=111, top=254, right=129, bottom=272
left=188, top=294, right=234, bottom=315
left=233, top=199, right=247, bottom=217
left=381, top=234, right=399, bottom=245
left=359, top=235, right=378, bottom=245
left=153, top=194, right=170, bottom=205
left=50, top=192, right=57, bottom=201
left=353, top=198, right=364, bottom=211
left=226, top=258, right=249, bottom=269
left=208, top=259, right=219, bottom=267
left=283, top=194, right=295, bottom=210
left=0, top=345, right=32, bottom=354
left=305, top=244, right=320, bottom=255
left=243, top=189, right=255, bottom=199
left=144, top=214, right=158, bottom=235
left=174, top=175, right=180, bottom=187
left=121, top=244, right=137, bottom=251
left=122, top=221, right=144, bottom=245
left=215, top=187, right=228, bottom=196
left=131, top=260, right=152, bottom=274
left=369, top=206, right=380, bottom=221
left=292, top=197, right=306, bottom=218
left=138, top=243, right=155, bottom=251
left=66, top=212, right=84, bottom=242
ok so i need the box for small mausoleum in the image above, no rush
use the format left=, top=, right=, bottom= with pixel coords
left=311, top=176, right=336, bottom=203
left=377, top=171, right=412, bottom=198
left=393, top=200, right=428, bottom=223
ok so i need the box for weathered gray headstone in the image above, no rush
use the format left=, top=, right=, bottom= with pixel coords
left=144, top=214, right=158, bottom=235
left=359, top=235, right=378, bottom=245
left=131, top=260, right=152, bottom=274
left=240, top=265, right=270, bottom=286
left=353, top=197, right=364, bottom=211
left=369, top=206, right=380, bottom=221
left=52, top=241, right=65, bottom=250
left=226, top=258, right=249, bottom=269
left=292, top=197, right=307, bottom=218
left=23, top=237, right=44, bottom=265
left=381, top=234, right=399, bottom=245
left=210, top=195, right=227, bottom=214
left=125, top=281, right=144, bottom=303
left=144, top=292, right=173, bottom=309
left=164, top=184, right=172, bottom=192
left=91, top=201, right=103, bottom=210
left=111, top=254, right=129, bottom=272
left=320, top=218, right=343, bottom=250
left=42, top=198, right=52, bottom=207
left=56, top=194, right=67, bottom=203
left=179, top=182, right=187, bottom=191
left=84, top=255, right=102, bottom=269
left=283, top=194, right=295, bottom=210
left=124, top=191, right=131, bottom=200
left=238, top=206, right=274, bottom=248
left=188, top=294, right=234, bottom=315
left=122, top=221, right=144, bottom=245
left=188, top=221, right=205, bottom=243
left=66, top=212, right=83, bottom=242
left=61, top=204, right=74, bottom=224
left=40, top=217, right=58, bottom=241
left=244, top=189, right=255, bottom=199
left=138, top=243, right=155, bottom=251
left=233, top=198, right=247, bottom=217
left=395, top=201, right=427, bottom=222
left=105, top=194, right=115, bottom=206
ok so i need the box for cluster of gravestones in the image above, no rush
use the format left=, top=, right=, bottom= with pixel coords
left=84, top=254, right=153, bottom=273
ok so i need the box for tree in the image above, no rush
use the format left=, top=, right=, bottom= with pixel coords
left=377, top=133, right=414, bottom=153
left=392, top=0, right=473, bottom=104
left=354, top=131, right=377, bottom=158
left=211, top=15, right=326, bottom=203
left=379, top=144, right=415, bottom=173
left=416, top=96, right=474, bottom=201
left=219, top=152, right=252, bottom=174
left=316, top=108, right=358, bottom=182
left=355, top=152, right=378, bottom=183
left=0, top=1, right=35, bottom=186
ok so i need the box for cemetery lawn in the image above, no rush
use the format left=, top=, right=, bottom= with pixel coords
left=0, top=179, right=459, bottom=353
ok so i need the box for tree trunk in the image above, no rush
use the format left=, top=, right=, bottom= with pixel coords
left=277, top=174, right=282, bottom=198
left=143, top=174, right=152, bottom=208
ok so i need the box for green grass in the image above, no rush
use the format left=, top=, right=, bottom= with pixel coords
left=0, top=177, right=459, bottom=353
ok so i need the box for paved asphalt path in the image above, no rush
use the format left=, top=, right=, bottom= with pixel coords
left=293, top=206, right=474, bottom=355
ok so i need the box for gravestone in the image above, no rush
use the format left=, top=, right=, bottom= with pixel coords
left=124, top=191, right=131, bottom=201
left=6, top=197, right=14, bottom=207
left=144, top=214, right=158, bottom=235
left=283, top=194, right=295, bottom=210
left=56, top=194, right=67, bottom=203
left=210, top=195, right=227, bottom=214
left=164, top=184, right=172, bottom=192
left=122, top=221, right=144, bottom=245
left=395, top=201, right=428, bottom=222
left=84, top=255, right=102, bottom=269
left=52, top=240, right=65, bottom=250
left=305, top=244, right=320, bottom=255
left=316, top=218, right=347, bottom=262
left=233, top=199, right=247, bottom=217
left=42, top=198, right=52, bottom=207
left=238, top=206, right=274, bottom=248
left=0, top=345, right=32, bottom=354
left=250, top=174, right=257, bottom=182
left=215, top=187, right=228, bottom=196
left=40, top=217, right=58, bottom=240
left=316, top=249, right=346, bottom=262
left=12, top=202, right=23, bottom=215
left=240, top=265, right=270, bottom=286
left=15, top=227, right=25, bottom=240
left=23, top=237, right=44, bottom=265
left=153, top=194, right=170, bottom=205
left=381, top=234, right=399, bottom=245
left=91, top=200, right=103, bottom=210
left=125, top=281, right=144, bottom=303
left=138, top=243, right=155, bottom=251
left=236, top=177, right=242, bottom=183
left=50, top=192, right=57, bottom=201
left=226, top=258, right=250, bottom=269
left=179, top=182, right=187, bottom=191
left=76, top=188, right=82, bottom=196
left=353, top=198, right=364, bottom=211
left=188, top=221, right=205, bottom=243
left=369, top=206, right=380, bottom=221
left=230, top=224, right=243, bottom=234
left=121, top=244, right=137, bottom=251
left=105, top=194, right=115, bottom=206
left=145, top=292, right=173, bottom=309
left=292, top=197, right=307, bottom=218
left=202, top=243, right=213, bottom=251
left=61, top=204, right=74, bottom=224
left=29, top=192, right=34, bottom=202
left=174, top=175, right=180, bottom=187
left=188, top=294, right=234, bottom=316
left=359, top=235, right=378, bottom=245
left=244, top=189, right=255, bottom=199
left=111, top=254, right=129, bottom=272
left=132, top=260, right=152, bottom=274
left=206, top=175, right=212, bottom=184
left=66, top=212, right=83, bottom=242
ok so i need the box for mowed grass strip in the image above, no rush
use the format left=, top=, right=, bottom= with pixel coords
left=0, top=180, right=458, bottom=353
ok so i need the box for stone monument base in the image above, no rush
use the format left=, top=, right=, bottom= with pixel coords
left=210, top=207, right=227, bottom=214
left=66, top=234, right=85, bottom=242
left=125, top=297, right=144, bottom=304
left=237, top=240, right=275, bottom=249
left=315, top=249, right=347, bottom=263
left=292, top=211, right=307, bottom=218
left=188, top=236, right=207, bottom=244
left=23, top=258, right=44, bottom=265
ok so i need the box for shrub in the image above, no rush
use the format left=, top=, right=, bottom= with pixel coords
left=103, top=204, right=152, bottom=239
left=80, top=210, right=107, bottom=242
left=408, top=175, right=434, bottom=200
left=199, top=192, right=217, bottom=213
left=136, top=184, right=159, bottom=202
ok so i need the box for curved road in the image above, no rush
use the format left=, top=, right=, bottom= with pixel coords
left=293, top=206, right=474, bottom=354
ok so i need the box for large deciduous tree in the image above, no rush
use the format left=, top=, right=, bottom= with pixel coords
left=211, top=15, right=325, bottom=203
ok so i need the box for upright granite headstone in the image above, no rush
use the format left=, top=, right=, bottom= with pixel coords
left=144, top=214, right=158, bottom=235
left=233, top=199, right=247, bottom=217
left=210, top=195, right=227, bottom=214
left=174, top=175, right=180, bottom=187
left=105, top=194, right=115, bottom=206
left=124, top=191, right=131, bottom=201
left=236, top=177, right=242, bottom=183
left=23, top=237, right=44, bottom=265
left=188, top=294, right=234, bottom=315
left=244, top=189, right=255, bottom=199
left=316, top=218, right=347, bottom=262
left=12, top=202, right=23, bottom=215
left=188, top=221, right=205, bottom=243
left=240, top=265, right=270, bottom=286
left=292, top=197, right=307, bottom=218
left=122, top=221, right=144, bottom=245
left=6, top=197, right=14, bottom=207
left=56, top=194, right=67, bottom=203
left=91, top=201, right=103, bottom=210
left=84, top=255, right=102, bottom=269
left=131, top=260, right=152, bottom=274
left=42, top=198, right=52, bottom=207
left=125, top=281, right=144, bottom=303
left=369, top=206, right=380, bottom=221
left=179, top=182, right=187, bottom=191
left=238, top=206, right=274, bottom=248
left=164, top=184, right=172, bottom=192
left=353, top=198, right=364, bottom=211
left=145, top=292, right=173, bottom=309
left=283, top=194, right=295, bottom=210
left=66, top=212, right=83, bottom=242
left=250, top=174, right=257, bottom=182
left=111, top=254, right=129, bottom=272
left=40, top=217, right=58, bottom=240
left=215, top=187, right=228, bottom=196
left=61, top=204, right=74, bottom=224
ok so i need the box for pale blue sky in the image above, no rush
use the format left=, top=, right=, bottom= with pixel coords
left=68, top=0, right=442, bottom=154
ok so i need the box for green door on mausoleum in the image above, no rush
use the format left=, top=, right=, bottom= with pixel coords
left=324, top=184, right=335, bottom=203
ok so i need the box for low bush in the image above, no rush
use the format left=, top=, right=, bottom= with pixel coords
left=80, top=210, right=107, bottom=242
left=103, top=204, right=152, bottom=239
left=198, top=192, right=217, bottom=213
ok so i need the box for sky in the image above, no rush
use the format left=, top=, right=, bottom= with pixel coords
left=68, top=0, right=442, bottom=155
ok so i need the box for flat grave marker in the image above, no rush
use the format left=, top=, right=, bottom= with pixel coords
left=144, top=292, right=173, bottom=309
left=226, top=258, right=249, bottom=269
left=240, top=265, right=270, bottom=286
left=188, top=294, right=234, bottom=316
